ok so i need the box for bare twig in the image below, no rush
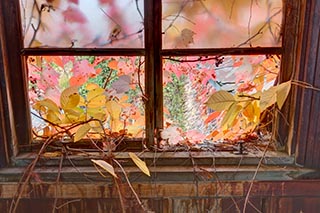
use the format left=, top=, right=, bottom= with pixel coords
left=55, top=199, right=81, bottom=210
left=242, top=141, right=270, bottom=212
left=52, top=152, right=64, bottom=213
left=237, top=9, right=282, bottom=47
left=113, top=159, right=147, bottom=212
left=9, top=136, right=54, bottom=213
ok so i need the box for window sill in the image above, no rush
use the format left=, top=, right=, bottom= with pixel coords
left=0, top=151, right=317, bottom=183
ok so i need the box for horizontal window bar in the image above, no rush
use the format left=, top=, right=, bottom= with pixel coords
left=21, top=48, right=145, bottom=56
left=162, top=47, right=282, bottom=56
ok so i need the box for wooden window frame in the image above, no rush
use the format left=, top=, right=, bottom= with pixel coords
left=0, top=0, right=318, bottom=168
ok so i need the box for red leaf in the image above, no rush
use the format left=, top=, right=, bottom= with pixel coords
left=62, top=6, right=87, bottom=23
left=204, top=111, right=221, bottom=125
left=108, top=60, right=118, bottom=70
left=69, top=75, right=86, bottom=86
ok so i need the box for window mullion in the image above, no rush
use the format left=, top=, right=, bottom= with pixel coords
left=144, top=0, right=162, bottom=148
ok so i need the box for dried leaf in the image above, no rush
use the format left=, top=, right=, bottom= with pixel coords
left=91, top=159, right=118, bottom=178
left=206, top=90, right=236, bottom=111
left=129, top=152, right=150, bottom=177
left=74, top=123, right=91, bottom=142
left=260, top=87, right=277, bottom=112
left=180, top=28, right=195, bottom=46
left=276, top=81, right=291, bottom=109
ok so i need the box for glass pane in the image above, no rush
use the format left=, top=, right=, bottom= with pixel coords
left=163, top=55, right=280, bottom=145
left=162, top=0, right=282, bottom=49
left=20, top=0, right=144, bottom=48
left=27, top=56, right=145, bottom=140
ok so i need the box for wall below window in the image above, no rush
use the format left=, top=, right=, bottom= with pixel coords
left=0, top=180, right=320, bottom=212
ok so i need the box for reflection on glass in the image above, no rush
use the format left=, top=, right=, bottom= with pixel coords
left=27, top=56, right=145, bottom=139
left=20, top=0, right=144, bottom=48
left=162, top=0, right=282, bottom=48
left=163, top=55, right=280, bottom=142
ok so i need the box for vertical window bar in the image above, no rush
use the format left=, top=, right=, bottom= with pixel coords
left=0, top=0, right=31, bottom=149
left=144, top=0, right=163, bottom=148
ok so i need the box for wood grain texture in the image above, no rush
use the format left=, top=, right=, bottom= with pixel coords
left=0, top=1, right=31, bottom=148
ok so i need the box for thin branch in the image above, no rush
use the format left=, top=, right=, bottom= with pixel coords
left=135, top=0, right=144, bottom=21
left=242, top=141, right=270, bottom=212
left=52, top=152, right=64, bottom=213
left=163, top=0, right=188, bottom=33
left=237, top=9, right=282, bottom=47
left=137, top=57, right=147, bottom=101
left=291, top=80, right=320, bottom=92
left=9, top=137, right=54, bottom=213
left=113, top=159, right=147, bottom=212
left=55, top=199, right=81, bottom=210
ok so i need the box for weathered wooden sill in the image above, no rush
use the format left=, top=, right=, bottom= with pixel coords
left=0, top=151, right=317, bottom=183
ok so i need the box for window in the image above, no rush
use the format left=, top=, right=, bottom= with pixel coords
left=0, top=0, right=317, bottom=167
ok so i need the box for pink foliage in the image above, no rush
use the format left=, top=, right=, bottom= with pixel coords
left=70, top=60, right=96, bottom=86
left=62, top=6, right=87, bottom=23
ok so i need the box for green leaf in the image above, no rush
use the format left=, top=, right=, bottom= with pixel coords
left=276, top=81, right=291, bottom=109
left=91, top=159, right=118, bottom=178
left=74, top=123, right=91, bottom=142
left=221, top=103, right=242, bottom=130
left=206, top=90, right=235, bottom=111
left=129, top=152, right=150, bottom=177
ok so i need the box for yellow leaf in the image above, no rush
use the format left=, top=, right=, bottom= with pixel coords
left=276, top=81, right=291, bottom=109
left=252, top=100, right=261, bottom=124
left=86, top=109, right=106, bottom=120
left=87, top=87, right=105, bottom=101
left=86, top=83, right=100, bottom=90
left=259, top=87, right=277, bottom=112
left=106, top=100, right=121, bottom=119
left=128, top=152, right=150, bottom=177
left=87, top=95, right=106, bottom=108
left=206, top=90, right=236, bottom=111
left=74, top=123, right=91, bottom=142
left=243, top=103, right=254, bottom=122
left=46, top=110, right=61, bottom=124
left=221, top=103, right=242, bottom=130
left=60, top=86, right=80, bottom=110
left=242, top=100, right=260, bottom=124
left=91, top=159, right=118, bottom=178
left=33, top=98, right=60, bottom=113
left=89, top=120, right=104, bottom=132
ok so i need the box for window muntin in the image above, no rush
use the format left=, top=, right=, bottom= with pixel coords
left=16, top=0, right=283, bottom=148
left=162, top=0, right=282, bottom=48
left=27, top=56, right=145, bottom=140
left=20, top=0, right=144, bottom=48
